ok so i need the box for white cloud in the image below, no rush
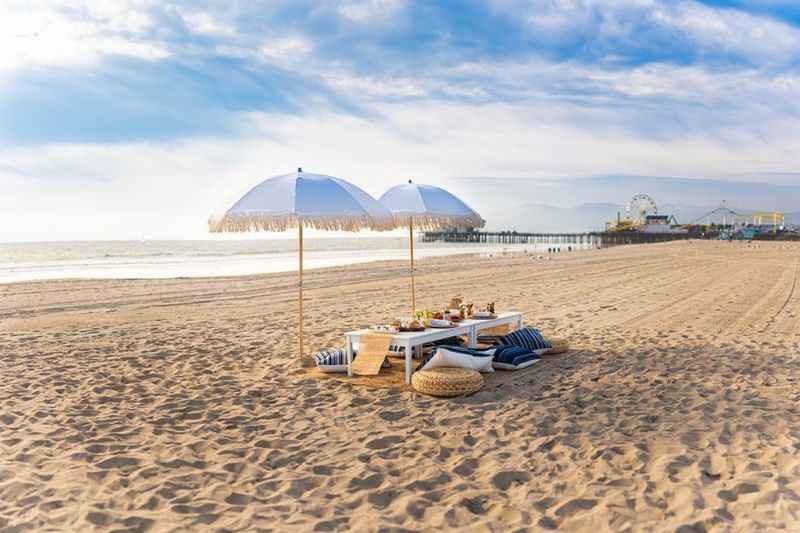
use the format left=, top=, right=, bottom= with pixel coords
left=260, top=37, right=314, bottom=65
left=488, top=0, right=800, bottom=66
left=3, top=97, right=799, bottom=241
left=0, top=0, right=167, bottom=72
left=336, top=0, right=407, bottom=23
left=2, top=0, right=800, bottom=242
left=180, top=10, right=237, bottom=37
left=649, top=1, right=800, bottom=62
left=322, top=73, right=427, bottom=98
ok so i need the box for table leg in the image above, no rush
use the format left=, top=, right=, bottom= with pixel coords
left=468, top=325, right=477, bottom=348
left=346, top=337, right=354, bottom=377
left=404, top=341, right=413, bottom=385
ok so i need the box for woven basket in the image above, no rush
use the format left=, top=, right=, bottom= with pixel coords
left=412, top=367, right=484, bottom=397
left=543, top=337, right=569, bottom=355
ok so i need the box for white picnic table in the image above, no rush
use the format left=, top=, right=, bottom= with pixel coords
left=344, top=311, right=524, bottom=384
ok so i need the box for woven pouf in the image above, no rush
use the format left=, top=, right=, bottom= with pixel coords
left=543, top=337, right=569, bottom=355
left=412, top=367, right=484, bottom=397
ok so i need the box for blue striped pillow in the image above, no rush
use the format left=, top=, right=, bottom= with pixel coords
left=497, top=327, right=551, bottom=351
left=492, top=345, right=531, bottom=364
left=313, top=348, right=347, bottom=366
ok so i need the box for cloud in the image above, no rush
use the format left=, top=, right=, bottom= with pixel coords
left=260, top=36, right=314, bottom=66
left=336, top=0, right=408, bottom=22
left=1, top=1, right=800, bottom=240
left=2, top=1, right=798, bottom=143
left=0, top=0, right=168, bottom=71
left=0, top=53, right=378, bottom=144
left=487, top=0, right=800, bottom=66
left=3, top=99, right=800, bottom=240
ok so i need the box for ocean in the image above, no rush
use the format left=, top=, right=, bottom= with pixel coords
left=0, top=238, right=581, bottom=284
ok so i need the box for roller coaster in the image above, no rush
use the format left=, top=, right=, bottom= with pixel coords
left=607, top=197, right=787, bottom=237
left=687, top=204, right=741, bottom=226
left=687, top=204, right=785, bottom=233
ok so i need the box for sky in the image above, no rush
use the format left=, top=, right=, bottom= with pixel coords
left=1, top=0, right=799, bottom=241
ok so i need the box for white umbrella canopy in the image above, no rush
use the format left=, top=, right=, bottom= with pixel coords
left=379, top=181, right=486, bottom=315
left=210, top=169, right=395, bottom=232
left=379, top=181, right=485, bottom=230
left=210, top=168, right=395, bottom=360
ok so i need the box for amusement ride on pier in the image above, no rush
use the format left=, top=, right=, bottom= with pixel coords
left=422, top=194, right=796, bottom=246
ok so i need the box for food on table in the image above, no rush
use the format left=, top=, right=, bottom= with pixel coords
left=448, top=296, right=463, bottom=309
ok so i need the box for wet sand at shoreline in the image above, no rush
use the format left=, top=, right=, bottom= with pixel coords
left=2, top=240, right=800, bottom=531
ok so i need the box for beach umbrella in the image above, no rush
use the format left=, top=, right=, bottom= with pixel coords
left=209, top=168, right=395, bottom=360
left=379, top=181, right=485, bottom=316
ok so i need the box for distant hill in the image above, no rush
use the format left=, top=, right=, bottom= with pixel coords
left=482, top=203, right=620, bottom=232
left=442, top=175, right=800, bottom=232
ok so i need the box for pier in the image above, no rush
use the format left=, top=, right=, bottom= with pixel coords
left=420, top=230, right=694, bottom=247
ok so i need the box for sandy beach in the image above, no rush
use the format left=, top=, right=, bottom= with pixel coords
left=2, top=240, right=800, bottom=531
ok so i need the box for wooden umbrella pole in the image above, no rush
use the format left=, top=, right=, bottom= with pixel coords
left=298, top=223, right=304, bottom=359
left=409, top=218, right=416, bottom=316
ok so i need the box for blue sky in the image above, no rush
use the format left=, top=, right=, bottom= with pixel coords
left=1, top=0, right=799, bottom=240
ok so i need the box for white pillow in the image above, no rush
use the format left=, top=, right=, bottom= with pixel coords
left=421, top=347, right=494, bottom=373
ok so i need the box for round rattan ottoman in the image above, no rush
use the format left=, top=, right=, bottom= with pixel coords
left=411, top=367, right=484, bottom=397
left=543, top=337, right=569, bottom=355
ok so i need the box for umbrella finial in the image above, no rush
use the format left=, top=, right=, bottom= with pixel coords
left=408, top=179, right=412, bottom=184
left=298, top=167, right=303, bottom=173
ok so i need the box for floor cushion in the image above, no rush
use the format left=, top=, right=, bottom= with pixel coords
left=493, top=354, right=541, bottom=370
left=492, top=345, right=530, bottom=364
left=542, top=337, right=570, bottom=355
left=419, top=345, right=494, bottom=373
left=313, top=348, right=390, bottom=373
left=412, top=367, right=484, bottom=397
left=491, top=344, right=543, bottom=370
left=497, top=327, right=552, bottom=351
left=312, top=348, right=349, bottom=373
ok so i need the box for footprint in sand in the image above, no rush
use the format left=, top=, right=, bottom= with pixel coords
left=348, top=473, right=384, bottom=490
left=378, top=409, right=407, bottom=422
left=460, top=495, right=488, bottom=515
left=364, top=435, right=403, bottom=450
left=96, top=457, right=140, bottom=470
left=314, top=517, right=350, bottom=531
left=490, top=470, right=530, bottom=491
left=554, top=498, right=598, bottom=518
left=224, top=492, right=251, bottom=505
left=453, top=458, right=479, bottom=477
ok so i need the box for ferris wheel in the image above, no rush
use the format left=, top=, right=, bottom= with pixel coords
left=626, top=194, right=657, bottom=224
